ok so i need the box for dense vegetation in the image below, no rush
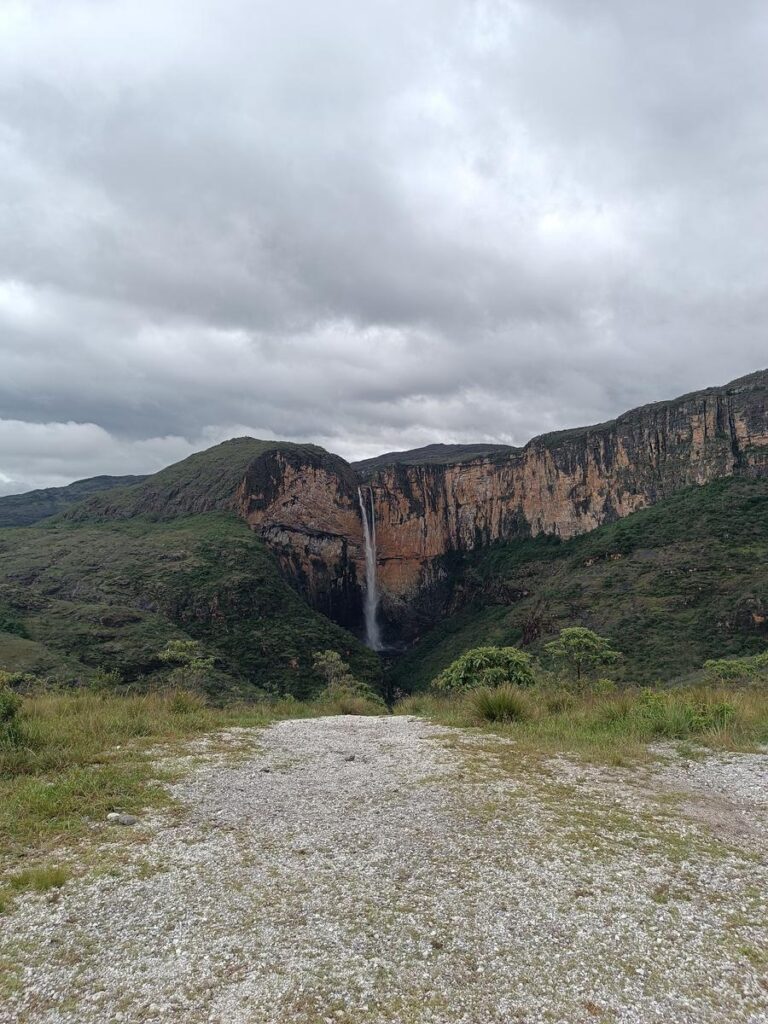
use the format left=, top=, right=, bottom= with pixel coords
left=389, top=477, right=768, bottom=691
left=0, top=514, right=379, bottom=698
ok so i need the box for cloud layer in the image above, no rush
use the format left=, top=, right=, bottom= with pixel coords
left=1, top=0, right=767, bottom=492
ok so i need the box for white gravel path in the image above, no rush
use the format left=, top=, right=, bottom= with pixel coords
left=1, top=715, right=767, bottom=1024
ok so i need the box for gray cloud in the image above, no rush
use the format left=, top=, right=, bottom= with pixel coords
left=0, top=0, right=767, bottom=493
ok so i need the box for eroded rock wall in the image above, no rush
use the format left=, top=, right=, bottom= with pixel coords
left=236, top=448, right=365, bottom=628
left=226, top=371, right=768, bottom=639
left=363, top=371, right=768, bottom=622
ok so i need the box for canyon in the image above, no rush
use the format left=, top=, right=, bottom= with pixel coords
left=1, top=368, right=767, bottom=690
left=239, top=369, right=768, bottom=640
left=54, top=369, right=768, bottom=646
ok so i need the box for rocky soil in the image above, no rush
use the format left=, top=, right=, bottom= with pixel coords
left=2, top=716, right=767, bottom=1024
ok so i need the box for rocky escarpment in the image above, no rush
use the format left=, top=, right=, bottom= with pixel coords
left=357, top=370, right=768, bottom=630
left=65, top=438, right=368, bottom=630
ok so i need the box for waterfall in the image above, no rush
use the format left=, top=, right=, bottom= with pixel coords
left=357, top=485, right=383, bottom=650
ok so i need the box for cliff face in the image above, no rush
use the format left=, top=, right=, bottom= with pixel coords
left=358, top=371, right=768, bottom=626
left=235, top=448, right=365, bottom=627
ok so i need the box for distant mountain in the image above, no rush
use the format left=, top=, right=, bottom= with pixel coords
left=354, top=443, right=516, bottom=473
left=0, top=475, right=148, bottom=527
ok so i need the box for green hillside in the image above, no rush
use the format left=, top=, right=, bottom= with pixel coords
left=0, top=514, right=379, bottom=698
left=0, top=475, right=147, bottom=528
left=390, top=476, right=768, bottom=691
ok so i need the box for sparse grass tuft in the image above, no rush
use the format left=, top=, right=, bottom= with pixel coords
left=0, top=864, right=71, bottom=915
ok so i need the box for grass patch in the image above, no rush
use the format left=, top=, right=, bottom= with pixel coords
left=468, top=685, right=534, bottom=723
left=396, top=684, right=768, bottom=762
left=0, top=864, right=71, bottom=916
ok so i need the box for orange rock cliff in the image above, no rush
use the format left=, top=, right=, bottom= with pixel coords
left=241, top=370, right=768, bottom=635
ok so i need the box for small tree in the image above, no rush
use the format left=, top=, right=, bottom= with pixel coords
left=312, top=650, right=384, bottom=713
left=433, top=646, right=535, bottom=691
left=312, top=650, right=359, bottom=689
left=158, top=640, right=215, bottom=691
left=543, top=627, right=620, bottom=687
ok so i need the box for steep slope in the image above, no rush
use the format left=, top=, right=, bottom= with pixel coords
left=66, top=437, right=367, bottom=627
left=0, top=475, right=147, bottom=527
left=0, top=514, right=379, bottom=697
left=389, top=475, right=768, bottom=689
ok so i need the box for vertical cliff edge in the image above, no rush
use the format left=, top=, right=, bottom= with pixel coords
left=354, top=369, right=768, bottom=633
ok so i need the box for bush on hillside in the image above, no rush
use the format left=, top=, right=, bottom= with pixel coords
left=158, top=639, right=216, bottom=692
left=0, top=670, right=45, bottom=693
left=704, top=651, right=768, bottom=686
left=87, top=667, right=125, bottom=692
left=433, top=646, right=535, bottom=691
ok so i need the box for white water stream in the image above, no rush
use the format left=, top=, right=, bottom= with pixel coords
left=357, top=486, right=382, bottom=650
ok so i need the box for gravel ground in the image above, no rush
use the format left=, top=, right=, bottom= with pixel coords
left=1, top=716, right=767, bottom=1024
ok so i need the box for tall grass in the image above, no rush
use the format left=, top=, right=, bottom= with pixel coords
left=396, top=685, right=768, bottom=761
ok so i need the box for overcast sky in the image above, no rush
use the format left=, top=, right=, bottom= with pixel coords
left=1, top=0, right=767, bottom=494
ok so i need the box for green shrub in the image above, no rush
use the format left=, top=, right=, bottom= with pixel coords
left=704, top=651, right=768, bottom=686
left=87, top=667, right=125, bottom=692
left=433, top=646, right=535, bottom=691
left=541, top=688, right=578, bottom=714
left=0, top=670, right=44, bottom=693
left=469, top=685, right=534, bottom=723
left=319, top=686, right=384, bottom=716
left=0, top=686, right=24, bottom=749
left=0, top=686, right=21, bottom=724
left=634, top=690, right=736, bottom=738
left=313, top=650, right=386, bottom=715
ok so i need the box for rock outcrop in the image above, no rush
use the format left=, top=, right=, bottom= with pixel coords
left=235, top=446, right=365, bottom=627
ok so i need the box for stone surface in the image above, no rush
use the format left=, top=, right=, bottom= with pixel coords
left=2, top=717, right=767, bottom=1024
